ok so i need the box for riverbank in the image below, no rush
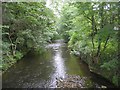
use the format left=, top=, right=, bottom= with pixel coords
left=2, top=48, right=46, bottom=74
left=56, top=74, right=109, bottom=88
left=2, top=55, right=23, bottom=74
left=71, top=51, right=118, bottom=87
left=56, top=75, right=88, bottom=88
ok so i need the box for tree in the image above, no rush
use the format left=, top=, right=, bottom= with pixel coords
left=2, top=2, right=56, bottom=71
left=58, top=2, right=119, bottom=86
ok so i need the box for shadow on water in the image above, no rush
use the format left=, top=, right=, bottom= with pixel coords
left=2, top=39, right=115, bottom=88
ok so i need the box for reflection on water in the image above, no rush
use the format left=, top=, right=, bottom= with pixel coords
left=2, top=39, right=115, bottom=88
left=53, top=50, right=66, bottom=78
left=47, top=40, right=66, bottom=87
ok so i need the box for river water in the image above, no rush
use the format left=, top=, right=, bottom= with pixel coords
left=2, top=40, right=114, bottom=88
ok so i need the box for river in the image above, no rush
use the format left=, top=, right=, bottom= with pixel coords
left=2, top=40, right=114, bottom=88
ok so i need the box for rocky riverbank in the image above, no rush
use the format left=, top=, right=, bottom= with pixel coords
left=56, top=75, right=87, bottom=88
left=56, top=75, right=108, bottom=88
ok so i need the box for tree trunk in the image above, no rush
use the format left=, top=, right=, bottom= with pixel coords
left=102, top=35, right=110, bottom=52
left=96, top=3, right=104, bottom=63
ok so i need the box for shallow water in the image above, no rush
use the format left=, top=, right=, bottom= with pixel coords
left=2, top=40, right=114, bottom=88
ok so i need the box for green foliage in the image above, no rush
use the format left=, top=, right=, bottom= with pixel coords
left=2, top=2, right=56, bottom=71
left=1, top=1, right=119, bottom=87
left=112, top=75, right=118, bottom=86
left=59, top=2, right=119, bottom=86
left=100, top=59, right=118, bottom=71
